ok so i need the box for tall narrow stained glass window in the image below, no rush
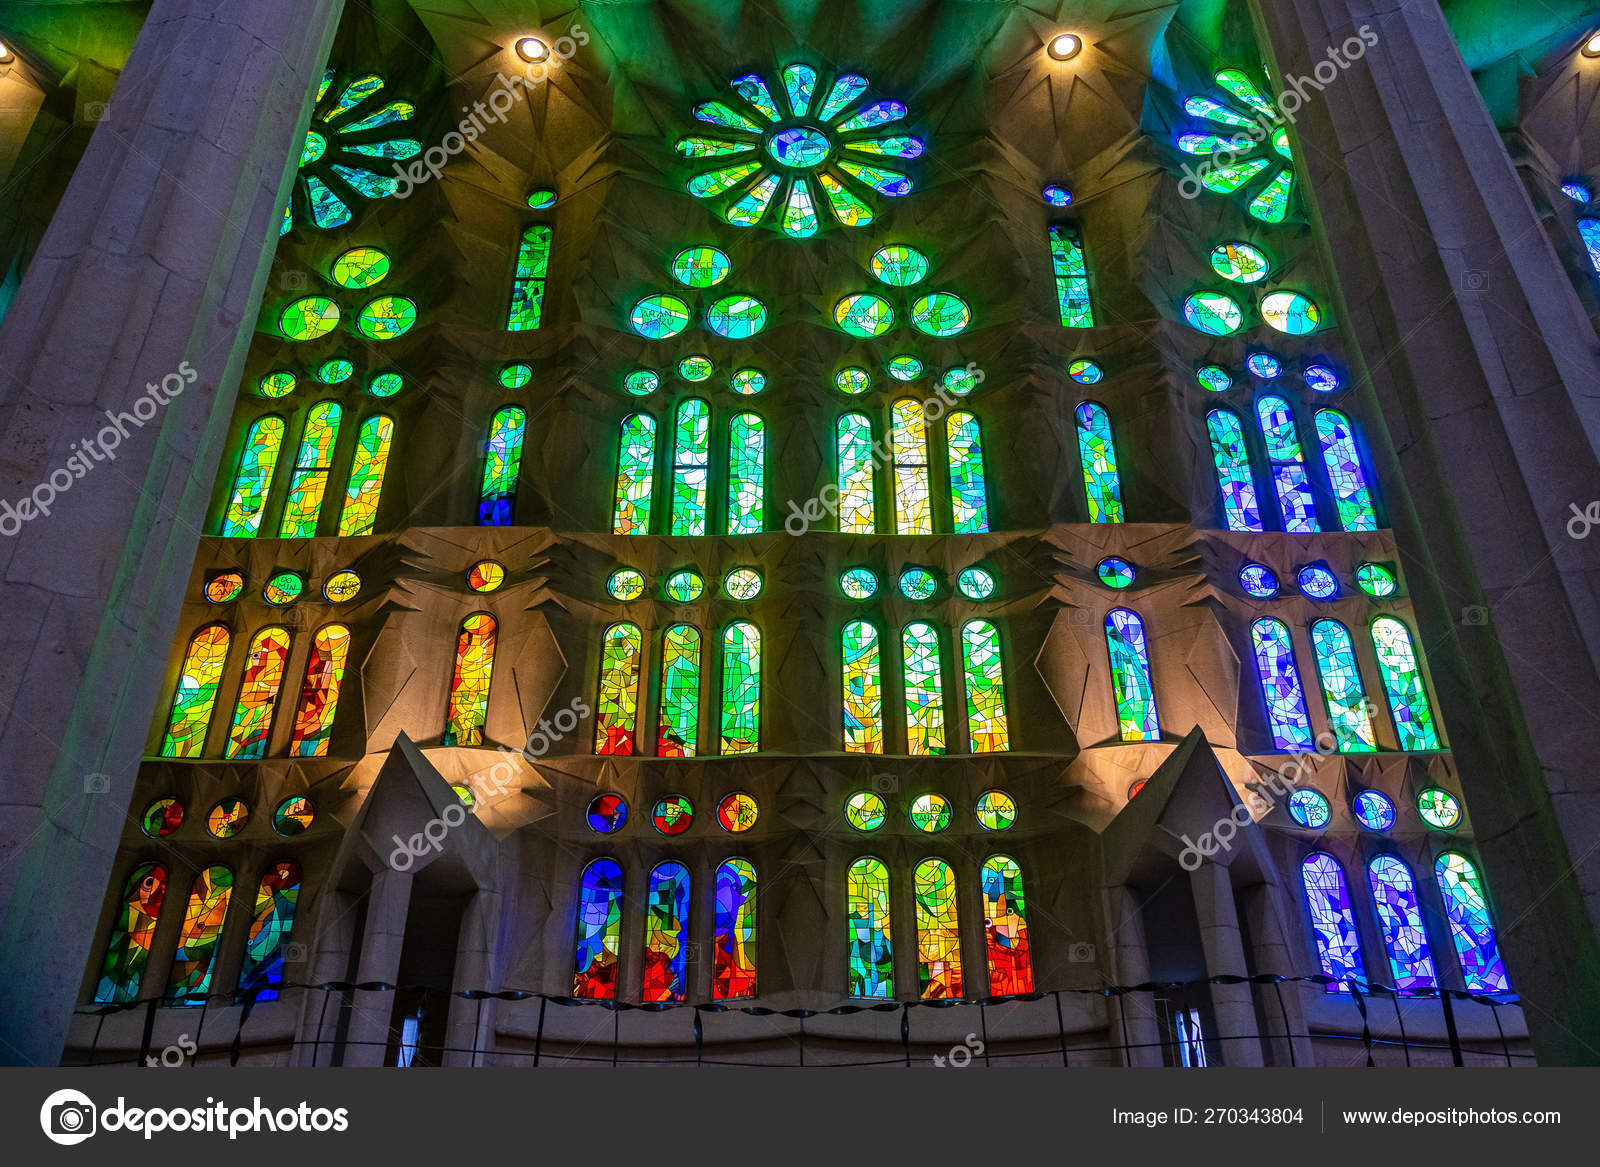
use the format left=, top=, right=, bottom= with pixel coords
left=847, top=857, right=893, bottom=998
left=1370, top=617, right=1440, bottom=751
left=574, top=857, right=623, bottom=999
left=479, top=406, right=526, bottom=526
left=238, top=861, right=301, bottom=1000
left=720, top=621, right=761, bottom=754
left=1105, top=608, right=1160, bottom=742
left=656, top=624, right=701, bottom=757
left=890, top=398, right=932, bottom=534
left=837, top=413, right=876, bottom=532
left=289, top=624, right=350, bottom=757
left=981, top=855, right=1033, bottom=995
left=1367, top=855, right=1438, bottom=993
left=1250, top=617, right=1314, bottom=751
left=226, top=627, right=292, bottom=759
left=1580, top=218, right=1600, bottom=273
left=727, top=412, right=765, bottom=533
left=167, top=866, right=233, bottom=1001
left=1049, top=224, right=1094, bottom=326
left=1075, top=402, right=1123, bottom=523
left=914, top=858, right=963, bottom=1000
left=507, top=223, right=551, bottom=331
left=1300, top=852, right=1364, bottom=991
left=95, top=862, right=169, bottom=1003
left=714, top=858, right=757, bottom=999
left=1206, top=408, right=1263, bottom=532
left=1309, top=619, right=1377, bottom=753
left=339, top=413, right=393, bottom=535
left=161, top=624, right=231, bottom=758
left=612, top=413, right=656, bottom=535
left=1255, top=395, right=1319, bottom=532
left=595, top=622, right=643, bottom=755
left=961, top=619, right=1010, bottom=752
left=670, top=399, right=711, bottom=536
left=1315, top=409, right=1378, bottom=531
left=279, top=401, right=342, bottom=538
left=643, top=861, right=691, bottom=1002
left=443, top=613, right=496, bottom=746
left=223, top=416, right=286, bottom=536
left=902, top=622, right=947, bottom=756
left=946, top=410, right=990, bottom=533
left=1434, top=853, right=1510, bottom=994
left=842, top=620, right=883, bottom=754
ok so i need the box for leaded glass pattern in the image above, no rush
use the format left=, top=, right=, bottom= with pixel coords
left=167, top=866, right=233, bottom=1001
left=95, top=862, right=168, bottom=1003
left=961, top=619, right=1010, bottom=752
left=223, top=416, right=286, bottom=536
left=1371, top=617, right=1440, bottom=750
left=1106, top=608, right=1160, bottom=742
left=715, top=858, right=758, bottom=999
left=837, top=412, right=875, bottom=532
left=1206, top=408, right=1263, bottom=532
left=239, top=861, right=300, bottom=1000
left=644, top=861, right=691, bottom=1002
left=727, top=412, right=765, bottom=534
left=1434, top=853, right=1510, bottom=994
left=443, top=614, right=496, bottom=746
left=339, top=413, right=393, bottom=535
left=575, top=857, right=624, bottom=999
left=162, top=625, right=231, bottom=758
left=1075, top=402, right=1123, bottom=523
left=914, top=858, right=963, bottom=1000
left=1309, top=619, right=1377, bottom=752
left=479, top=406, right=526, bottom=526
left=671, top=399, right=711, bottom=536
left=902, top=622, right=947, bottom=756
left=279, top=401, right=342, bottom=537
left=721, top=621, right=761, bottom=754
left=847, top=857, right=893, bottom=998
left=612, top=413, right=657, bottom=534
left=982, top=855, right=1033, bottom=996
left=226, top=627, right=291, bottom=760
left=656, top=624, right=701, bottom=757
left=596, top=622, right=643, bottom=755
left=1250, top=618, right=1314, bottom=751
left=1315, top=409, right=1378, bottom=531
left=1255, top=395, right=1319, bottom=532
left=507, top=224, right=551, bottom=330
left=1049, top=224, right=1094, bottom=326
left=1367, top=855, right=1438, bottom=993
left=1300, top=852, right=1364, bottom=991
left=289, top=624, right=349, bottom=757
left=946, top=410, right=990, bottom=533
left=842, top=620, right=883, bottom=754
left=890, top=398, right=932, bottom=534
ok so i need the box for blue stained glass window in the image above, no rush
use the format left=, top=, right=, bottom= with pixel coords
left=1434, top=853, right=1510, bottom=994
left=575, top=857, right=624, bottom=999
left=1105, top=608, right=1160, bottom=742
left=1300, top=852, right=1365, bottom=991
left=1580, top=218, right=1600, bottom=273
left=1250, top=618, right=1314, bottom=750
left=1309, top=619, right=1378, bottom=752
left=1352, top=789, right=1395, bottom=831
left=1255, top=395, right=1319, bottom=532
left=1366, top=855, right=1438, bottom=994
left=1239, top=563, right=1277, bottom=598
left=1315, top=409, right=1378, bottom=531
left=1288, top=788, right=1330, bottom=828
left=1075, top=402, right=1123, bottom=523
left=478, top=406, right=526, bottom=526
left=643, top=861, right=691, bottom=1002
left=1298, top=564, right=1340, bottom=599
left=1206, top=409, right=1263, bottom=532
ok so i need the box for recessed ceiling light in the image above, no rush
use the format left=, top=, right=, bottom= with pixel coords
left=1583, top=31, right=1600, bottom=57
left=515, top=36, right=550, bottom=63
left=1047, top=33, right=1082, bottom=61
left=0, top=43, right=13, bottom=64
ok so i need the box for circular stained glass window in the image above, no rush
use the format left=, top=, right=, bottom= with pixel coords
left=607, top=568, right=646, bottom=600
left=258, top=370, right=296, bottom=398
left=1042, top=184, right=1073, bottom=206
left=452, top=784, right=477, bottom=809
left=331, top=246, right=391, bottom=289
left=1355, top=563, right=1397, bottom=598
left=323, top=570, right=361, bottom=602
left=368, top=371, right=403, bottom=397
left=315, top=357, right=353, bottom=384
left=1352, top=790, right=1395, bottom=831
left=208, top=797, right=250, bottom=839
left=273, top=795, right=314, bottom=836
left=468, top=561, right=505, bottom=593
left=142, top=796, right=184, bottom=838
left=1261, top=290, right=1322, bottom=335
left=1287, top=788, right=1330, bottom=829
left=630, top=294, right=691, bottom=338
left=1197, top=365, right=1232, bottom=392
left=1239, top=563, right=1277, bottom=598
left=898, top=567, right=938, bottom=600
left=499, top=362, right=533, bottom=389
left=835, top=367, right=871, bottom=395
left=1305, top=363, right=1341, bottom=392
left=1097, top=557, right=1135, bottom=589
left=910, top=793, right=951, bottom=833
left=1209, top=241, right=1271, bottom=283
left=840, top=568, right=878, bottom=599
left=871, top=244, right=929, bottom=286
left=624, top=369, right=659, bottom=396
left=281, top=296, right=340, bottom=340
left=942, top=366, right=979, bottom=395
left=1561, top=180, right=1593, bottom=203
left=731, top=368, right=766, bottom=395
left=1246, top=352, right=1281, bottom=379
left=976, top=790, right=1017, bottom=830
left=587, top=793, right=628, bottom=833
left=717, top=792, right=759, bottom=832
left=1297, top=564, right=1340, bottom=600
left=1182, top=291, right=1244, bottom=335
left=835, top=293, right=895, bottom=337
left=358, top=296, right=418, bottom=340
left=205, top=571, right=244, bottom=603
left=1068, top=359, right=1103, bottom=385
left=767, top=125, right=831, bottom=167
left=1418, top=787, right=1462, bottom=830
left=723, top=568, right=762, bottom=600
left=263, top=571, right=304, bottom=605
left=652, top=794, right=694, bottom=835
left=845, top=790, right=887, bottom=832
left=679, top=355, right=714, bottom=381
left=957, top=567, right=995, bottom=600
left=672, top=245, right=732, bottom=287
left=527, top=187, right=557, bottom=209
left=1128, top=779, right=1147, bottom=799
left=910, top=292, right=970, bottom=337
left=886, top=354, right=923, bottom=380
left=664, top=570, right=705, bottom=602
left=707, top=294, right=769, bottom=338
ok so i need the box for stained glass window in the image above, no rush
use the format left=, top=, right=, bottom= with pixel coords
left=1105, top=608, right=1160, bottom=742
left=95, top=862, right=168, bottom=1003
left=1075, top=402, right=1123, bottom=523
left=1206, top=408, right=1264, bottom=532
left=652, top=795, right=695, bottom=834
left=961, top=619, right=1010, bottom=752
left=1183, top=291, right=1244, bottom=335
left=714, top=858, right=758, bottom=999
left=670, top=399, right=710, bottom=536
left=161, top=624, right=231, bottom=758
left=1434, top=853, right=1510, bottom=994
left=223, top=416, right=286, bottom=536
left=842, top=620, right=883, bottom=754
left=723, top=568, right=762, bottom=600
left=1371, top=617, right=1440, bottom=750
left=656, top=624, right=701, bottom=757
left=889, top=399, right=932, bottom=534
left=507, top=224, right=551, bottom=331
left=982, top=855, right=1033, bottom=996
left=142, top=797, right=184, bottom=837
left=339, top=414, right=393, bottom=535
left=837, top=413, right=875, bottom=533
left=1300, top=852, right=1364, bottom=991
left=238, top=861, right=300, bottom=1000
left=1250, top=618, right=1314, bottom=751
left=1049, top=224, right=1094, bottom=326
left=977, top=790, right=1017, bottom=830
left=721, top=621, right=761, bottom=754
left=574, top=857, right=623, bottom=999
left=612, top=414, right=657, bottom=535
left=273, top=794, right=314, bottom=835
left=902, top=622, right=946, bottom=756
left=914, top=858, right=963, bottom=1000
left=1260, top=290, right=1322, bottom=335
left=1288, top=788, right=1330, bottom=828
left=279, top=402, right=341, bottom=538
left=226, top=626, right=291, bottom=759
left=1418, top=787, right=1462, bottom=830
left=167, top=866, right=233, bottom=1002
left=727, top=412, right=764, bottom=534
left=1580, top=218, right=1600, bottom=273
left=946, top=410, right=990, bottom=533
left=595, top=622, right=643, bottom=755
left=288, top=624, right=349, bottom=757
left=644, top=861, right=691, bottom=1002
left=1367, top=855, right=1438, bottom=993
left=478, top=406, right=526, bottom=526
left=1315, top=409, right=1378, bottom=531
left=208, top=797, right=249, bottom=838
left=958, top=566, right=996, bottom=599
left=443, top=613, right=496, bottom=747
left=1255, top=395, right=1319, bottom=532
left=324, top=570, right=361, bottom=602
left=1353, top=789, right=1396, bottom=831
left=717, top=792, right=759, bottom=832
left=1309, top=619, right=1377, bottom=753
left=847, top=857, right=893, bottom=998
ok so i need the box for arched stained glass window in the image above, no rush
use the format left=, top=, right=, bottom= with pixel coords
left=1206, top=408, right=1264, bottom=532
left=443, top=613, right=496, bottom=746
left=914, top=858, right=963, bottom=1000
left=339, top=413, right=393, bottom=535
left=656, top=624, right=701, bottom=757
left=1255, top=395, right=1319, bottom=532
left=1250, top=617, right=1314, bottom=751
left=479, top=406, right=526, bottom=526
left=961, top=619, right=1010, bottom=752
left=1580, top=218, right=1600, bottom=273
left=727, top=412, right=765, bottom=534
left=715, top=858, right=757, bottom=999
left=95, top=862, right=168, bottom=1003
left=595, top=622, right=643, bottom=755
left=574, top=857, right=624, bottom=1000
left=167, top=866, right=233, bottom=1002
left=946, top=410, right=990, bottom=533
left=226, top=626, right=292, bottom=759
left=1309, top=619, right=1377, bottom=753
left=842, top=620, right=883, bottom=754
left=161, top=624, right=231, bottom=758
left=279, top=401, right=342, bottom=537
left=902, top=622, right=947, bottom=756
left=223, top=416, right=286, bottom=536
left=890, top=398, right=932, bottom=534
left=1105, top=608, right=1160, bottom=742
left=507, top=223, right=551, bottom=331
left=238, top=861, right=301, bottom=1000
left=289, top=624, right=350, bottom=757
left=721, top=621, right=761, bottom=754
left=982, top=855, right=1033, bottom=996
left=1300, top=852, right=1364, bottom=991
left=1370, top=617, right=1440, bottom=750
left=644, top=861, right=691, bottom=1003
left=612, top=413, right=656, bottom=535
left=837, top=412, right=876, bottom=532
left=1049, top=224, right=1094, bottom=327
left=1367, top=855, right=1438, bottom=993
left=670, top=399, right=710, bottom=536
left=1315, top=409, right=1378, bottom=532
left=1434, top=853, right=1510, bottom=994
left=1075, top=402, right=1123, bottom=523
left=847, top=857, right=893, bottom=998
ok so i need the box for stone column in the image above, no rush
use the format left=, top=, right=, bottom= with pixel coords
left=0, top=0, right=344, bottom=1066
left=443, top=888, right=500, bottom=1067
left=1103, top=885, right=1163, bottom=1066
left=1241, top=882, right=1315, bottom=1067
left=1189, top=861, right=1264, bottom=1066
left=1251, top=0, right=1600, bottom=1064
left=341, top=868, right=410, bottom=1068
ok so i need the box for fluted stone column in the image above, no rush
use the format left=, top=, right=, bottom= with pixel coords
left=1189, top=861, right=1264, bottom=1066
left=1251, top=0, right=1600, bottom=1064
left=1103, top=885, right=1163, bottom=1066
left=341, top=868, right=411, bottom=1067
left=0, top=0, right=344, bottom=1065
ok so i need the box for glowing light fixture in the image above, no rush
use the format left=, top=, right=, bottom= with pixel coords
left=516, top=36, right=550, bottom=63
left=1584, top=31, right=1600, bottom=57
left=1047, top=33, right=1082, bottom=61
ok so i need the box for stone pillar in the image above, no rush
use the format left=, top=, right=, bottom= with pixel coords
left=1241, top=882, right=1315, bottom=1067
left=1103, top=885, right=1162, bottom=1066
left=341, top=868, right=410, bottom=1068
left=443, top=888, right=500, bottom=1067
left=1250, top=0, right=1600, bottom=1064
left=1189, top=861, right=1264, bottom=1066
left=0, top=0, right=344, bottom=1065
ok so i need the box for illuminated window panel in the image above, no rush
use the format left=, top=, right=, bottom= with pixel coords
left=890, top=398, right=932, bottom=534
left=1434, top=853, right=1511, bottom=994
left=946, top=410, right=989, bottom=533
left=612, top=413, right=657, bottom=535
left=289, top=624, right=350, bottom=757
left=238, top=861, right=301, bottom=1000
left=1105, top=608, right=1160, bottom=742
left=161, top=624, right=231, bottom=758
left=981, top=855, right=1033, bottom=995
left=847, top=857, right=893, bottom=998
left=1074, top=402, right=1123, bottom=523
left=960, top=619, right=1010, bottom=753
left=837, top=413, right=876, bottom=533
left=1206, top=408, right=1264, bottom=532
left=720, top=621, right=761, bottom=754
left=574, top=857, right=624, bottom=1000
left=1309, top=620, right=1378, bottom=753
left=1255, top=395, right=1319, bottom=532
left=1315, top=409, right=1378, bottom=531
left=95, top=862, right=169, bottom=1003
left=727, top=412, right=765, bottom=534
left=1300, top=853, right=1364, bottom=991
left=443, top=613, right=496, bottom=747
left=656, top=624, right=701, bottom=757
left=671, top=399, right=711, bottom=536
left=222, top=416, right=286, bottom=536
left=1049, top=224, right=1094, bottom=326
left=478, top=406, right=527, bottom=526
left=338, top=414, right=393, bottom=535
left=595, top=621, right=643, bottom=755
left=1370, top=617, right=1441, bottom=750
left=507, top=223, right=552, bottom=331
left=644, top=861, right=691, bottom=1003
left=902, top=622, right=947, bottom=756
left=714, top=858, right=758, bottom=999
left=914, top=858, right=963, bottom=1000
left=1580, top=218, right=1600, bottom=273
left=279, top=401, right=342, bottom=537
left=1250, top=617, right=1314, bottom=751
left=225, top=626, right=292, bottom=760
left=167, top=866, right=233, bottom=1002
left=1367, top=855, right=1438, bottom=994
left=842, top=620, right=883, bottom=754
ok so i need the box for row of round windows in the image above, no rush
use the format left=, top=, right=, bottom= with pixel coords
left=583, top=789, right=1019, bottom=836
left=1285, top=786, right=1462, bottom=832
left=139, top=794, right=314, bottom=839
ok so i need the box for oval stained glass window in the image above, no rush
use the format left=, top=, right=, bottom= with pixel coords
left=323, top=569, right=362, bottom=602
left=840, top=568, right=878, bottom=599
left=1305, top=364, right=1341, bottom=392
left=1288, top=788, right=1331, bottom=828
left=606, top=568, right=646, bottom=600
left=315, top=357, right=353, bottom=384
left=368, top=371, right=403, bottom=397
left=1042, top=184, right=1073, bottom=206
left=1068, top=359, right=1103, bottom=385
left=717, top=792, right=759, bottom=832
left=280, top=296, right=340, bottom=340
left=624, top=369, right=659, bottom=396
left=871, top=244, right=930, bottom=286
left=587, top=793, right=628, bottom=833
left=263, top=571, right=304, bottom=605
left=707, top=294, right=769, bottom=338
left=731, top=368, right=765, bottom=395
left=723, top=568, right=762, bottom=600
left=208, top=797, right=250, bottom=839
left=672, top=245, right=732, bottom=287
left=258, top=370, right=296, bottom=398
left=1197, top=365, right=1232, bottom=392
left=652, top=794, right=695, bottom=835
left=1246, top=352, right=1281, bottom=379
left=630, top=294, right=691, bottom=339
left=1261, top=290, right=1322, bottom=335
left=1418, top=787, right=1462, bottom=829
left=357, top=296, right=417, bottom=340
left=526, top=187, right=557, bottom=209
left=664, top=570, right=705, bottom=602
left=898, top=568, right=938, bottom=600
left=910, top=292, right=970, bottom=337
left=909, top=793, right=951, bottom=833
left=678, top=355, right=715, bottom=381
left=835, top=367, right=871, bottom=395
left=886, top=354, right=923, bottom=381
left=1209, top=241, right=1270, bottom=283
left=206, top=571, right=244, bottom=603
left=942, top=366, right=979, bottom=395
left=272, top=795, right=314, bottom=835
left=835, top=293, right=895, bottom=337
left=1352, top=789, right=1395, bottom=831
left=1355, top=563, right=1397, bottom=597
left=1298, top=564, right=1340, bottom=600
left=1182, top=291, right=1244, bottom=335
left=1239, top=563, right=1278, bottom=598
left=1097, top=557, right=1135, bottom=589
left=976, top=790, right=1016, bottom=830
left=846, top=790, right=887, bottom=831
left=956, top=567, right=995, bottom=600
left=467, top=561, right=505, bottom=593
left=330, top=246, right=391, bottom=288
left=499, top=362, right=532, bottom=389
left=142, top=797, right=184, bottom=837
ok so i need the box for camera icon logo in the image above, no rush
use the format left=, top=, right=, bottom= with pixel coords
left=870, top=773, right=898, bottom=795
left=40, top=1088, right=97, bottom=1145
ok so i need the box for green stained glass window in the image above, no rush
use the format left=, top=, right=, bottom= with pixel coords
left=656, top=624, right=701, bottom=757
left=911, top=292, right=970, bottom=337
left=314, top=358, right=352, bottom=384
left=258, top=370, right=296, bottom=398
left=624, top=369, right=659, bottom=396
left=842, top=619, right=883, bottom=754
left=946, top=410, right=989, bottom=533
left=670, top=399, right=710, bottom=536
left=630, top=294, right=691, bottom=339
left=871, top=244, right=929, bottom=286
left=678, top=355, right=714, bottom=381
left=780, top=177, right=819, bottom=238
left=723, top=568, right=762, bottom=600
left=835, top=293, right=895, bottom=336
left=526, top=187, right=556, bottom=209
left=330, top=246, right=391, bottom=288
left=506, top=224, right=551, bottom=332
left=1049, top=225, right=1094, bottom=327
left=1419, top=788, right=1462, bottom=830
left=226, top=627, right=291, bottom=760
left=835, top=367, right=871, bottom=395
left=595, top=621, right=642, bottom=755
left=898, top=567, right=937, bottom=600
left=1210, top=241, right=1270, bottom=283
left=1097, top=557, right=1135, bottom=589
left=731, top=368, right=765, bottom=395
left=223, top=416, right=286, bottom=537
left=161, top=625, right=231, bottom=758
left=1371, top=617, right=1440, bottom=751
left=672, top=245, right=731, bottom=286
left=665, top=570, right=704, bottom=602
left=1315, top=409, right=1378, bottom=531
left=818, top=173, right=874, bottom=227
left=1249, top=169, right=1296, bottom=222
left=1197, top=365, right=1232, bottom=392
left=957, top=566, right=996, bottom=600
left=280, top=296, right=340, bottom=340
left=887, top=354, right=923, bottom=381
left=357, top=295, right=417, bottom=340
left=837, top=413, right=876, bottom=533
left=836, top=159, right=911, bottom=196
left=943, top=366, right=979, bottom=395
left=1069, top=359, right=1103, bottom=385
left=606, top=568, right=646, bottom=601
left=478, top=406, right=526, bottom=526
left=845, top=791, right=886, bottom=831
left=727, top=412, right=765, bottom=534
left=499, top=362, right=532, bottom=389
left=848, top=857, right=893, bottom=998
left=891, top=398, right=932, bottom=534
left=725, top=174, right=781, bottom=226
left=976, top=790, right=1017, bottom=831
left=692, top=101, right=762, bottom=132
left=961, top=619, right=1010, bottom=752
left=1106, top=608, right=1160, bottom=742
left=902, top=623, right=947, bottom=756
left=1075, top=401, right=1123, bottom=523
left=279, top=401, right=342, bottom=538
left=263, top=571, right=303, bottom=605
left=1261, top=290, right=1321, bottom=334
left=707, top=293, right=769, bottom=338
left=914, top=858, right=962, bottom=1000
left=612, top=413, right=656, bottom=535
left=1309, top=618, right=1379, bottom=753
left=841, top=568, right=878, bottom=599
left=367, top=371, right=403, bottom=397
left=675, top=136, right=754, bottom=159
left=1356, top=563, right=1397, bottom=597
left=338, top=414, right=392, bottom=536
left=443, top=614, right=496, bottom=746
left=1183, top=291, right=1244, bottom=335
left=720, top=621, right=761, bottom=754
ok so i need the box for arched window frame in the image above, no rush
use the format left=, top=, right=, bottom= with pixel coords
left=1205, top=406, right=1264, bottom=533
left=1105, top=607, right=1160, bottom=742
left=913, top=857, right=963, bottom=1000
left=1074, top=400, right=1124, bottom=523
left=479, top=404, right=527, bottom=527
left=1249, top=616, right=1314, bottom=751
left=945, top=408, right=990, bottom=533
left=279, top=400, right=343, bottom=538
left=836, top=411, right=876, bottom=533
left=1299, top=851, right=1365, bottom=992
left=714, top=857, right=758, bottom=1000
left=161, top=623, right=232, bottom=758
left=612, top=412, right=657, bottom=535
left=339, top=411, right=394, bottom=536
left=289, top=623, right=352, bottom=757
left=1365, top=853, right=1439, bottom=994
left=225, top=625, right=292, bottom=760
left=595, top=621, right=644, bottom=755
left=981, top=854, right=1033, bottom=996
left=443, top=612, right=497, bottom=747
left=846, top=856, right=893, bottom=999
left=670, top=398, right=711, bottom=537
left=656, top=623, right=701, bottom=757
left=841, top=619, right=883, bottom=754
left=574, top=857, right=624, bottom=1000
left=1254, top=393, right=1319, bottom=533
left=719, top=620, right=761, bottom=755
left=222, top=414, right=286, bottom=537
left=643, top=860, right=691, bottom=1003
left=890, top=397, right=932, bottom=534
